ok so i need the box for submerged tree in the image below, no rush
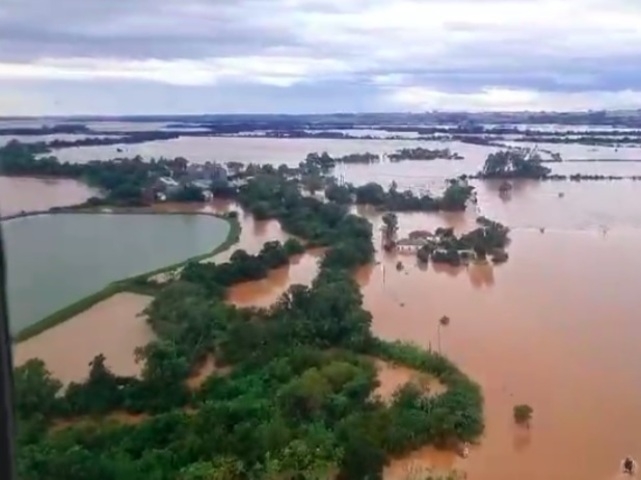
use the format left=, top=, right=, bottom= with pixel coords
left=480, top=150, right=551, bottom=179
left=513, top=404, right=534, bottom=426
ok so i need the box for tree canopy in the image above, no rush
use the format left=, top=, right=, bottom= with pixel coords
left=13, top=150, right=484, bottom=480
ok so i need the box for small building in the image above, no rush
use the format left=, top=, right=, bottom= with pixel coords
left=154, top=176, right=181, bottom=196
left=408, top=230, right=433, bottom=240
left=395, top=238, right=428, bottom=252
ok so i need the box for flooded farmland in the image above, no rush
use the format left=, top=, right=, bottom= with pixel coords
left=0, top=176, right=98, bottom=217
left=13, top=292, right=155, bottom=384
left=3, top=212, right=230, bottom=332
left=4, top=133, right=641, bottom=479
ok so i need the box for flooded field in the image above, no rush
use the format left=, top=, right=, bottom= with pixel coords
left=0, top=133, right=115, bottom=146
left=47, top=136, right=498, bottom=166
left=365, top=214, right=641, bottom=480
left=3, top=134, right=641, bottom=479
left=3, top=212, right=230, bottom=332
left=13, top=292, right=154, bottom=384
left=40, top=135, right=641, bottom=187
left=0, top=176, right=98, bottom=216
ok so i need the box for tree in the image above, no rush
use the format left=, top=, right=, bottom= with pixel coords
left=170, top=185, right=206, bottom=202
left=382, top=212, right=398, bottom=241
left=355, top=182, right=386, bottom=205
left=259, top=241, right=289, bottom=269
left=325, top=183, right=353, bottom=205
left=179, top=458, right=244, bottom=480
left=480, top=150, right=551, bottom=179
left=439, top=180, right=474, bottom=211
left=513, top=404, right=533, bottom=426
left=283, top=238, right=305, bottom=256
left=14, top=359, right=62, bottom=419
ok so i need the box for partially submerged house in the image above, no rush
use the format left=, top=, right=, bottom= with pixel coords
left=395, top=237, right=429, bottom=252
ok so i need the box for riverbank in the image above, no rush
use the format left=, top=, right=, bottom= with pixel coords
left=12, top=206, right=241, bottom=342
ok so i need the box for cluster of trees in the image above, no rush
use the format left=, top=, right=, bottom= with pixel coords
left=388, top=148, right=463, bottom=162
left=180, top=239, right=305, bottom=298
left=477, top=150, right=551, bottom=179
left=303, top=151, right=379, bottom=168
left=513, top=404, right=534, bottom=427
left=15, top=173, right=484, bottom=479
left=237, top=174, right=375, bottom=265
left=416, top=217, right=510, bottom=266
left=0, top=141, right=209, bottom=206
left=345, top=180, right=475, bottom=212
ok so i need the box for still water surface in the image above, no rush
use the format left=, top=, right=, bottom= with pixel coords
left=0, top=176, right=98, bottom=216
left=3, top=213, right=229, bottom=332
left=44, top=135, right=641, bottom=183
left=3, top=136, right=641, bottom=479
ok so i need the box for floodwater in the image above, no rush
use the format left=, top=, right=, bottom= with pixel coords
left=367, top=215, right=641, bottom=480
left=0, top=176, right=98, bottom=216
left=4, top=136, right=641, bottom=479
left=208, top=181, right=641, bottom=480
left=3, top=212, right=230, bottom=332
left=48, top=136, right=500, bottom=166
left=0, top=133, right=115, bottom=146
left=227, top=249, right=323, bottom=308
left=13, top=292, right=154, bottom=384
left=45, top=136, right=641, bottom=193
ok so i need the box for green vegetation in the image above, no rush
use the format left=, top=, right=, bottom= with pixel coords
left=416, top=217, right=510, bottom=266
left=14, top=173, right=484, bottom=479
left=329, top=178, right=474, bottom=213
left=0, top=141, right=208, bottom=205
left=389, top=147, right=462, bottom=162
left=382, top=212, right=399, bottom=250
left=304, top=151, right=380, bottom=165
left=478, top=149, right=551, bottom=179
left=513, top=404, right=533, bottom=426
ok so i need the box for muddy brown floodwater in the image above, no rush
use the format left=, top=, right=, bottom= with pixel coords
left=227, top=249, right=323, bottom=308
left=199, top=196, right=641, bottom=480
left=364, top=212, right=641, bottom=480
left=7, top=172, right=641, bottom=480
left=0, top=176, right=98, bottom=216
left=13, top=293, right=154, bottom=384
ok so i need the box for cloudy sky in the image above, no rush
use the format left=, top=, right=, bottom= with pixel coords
left=1, top=0, right=641, bottom=115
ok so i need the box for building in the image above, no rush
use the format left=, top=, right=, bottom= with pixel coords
left=149, top=176, right=181, bottom=201
left=186, top=162, right=228, bottom=184
left=395, top=238, right=428, bottom=252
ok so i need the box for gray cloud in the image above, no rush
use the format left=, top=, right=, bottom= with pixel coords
left=1, top=0, right=641, bottom=113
